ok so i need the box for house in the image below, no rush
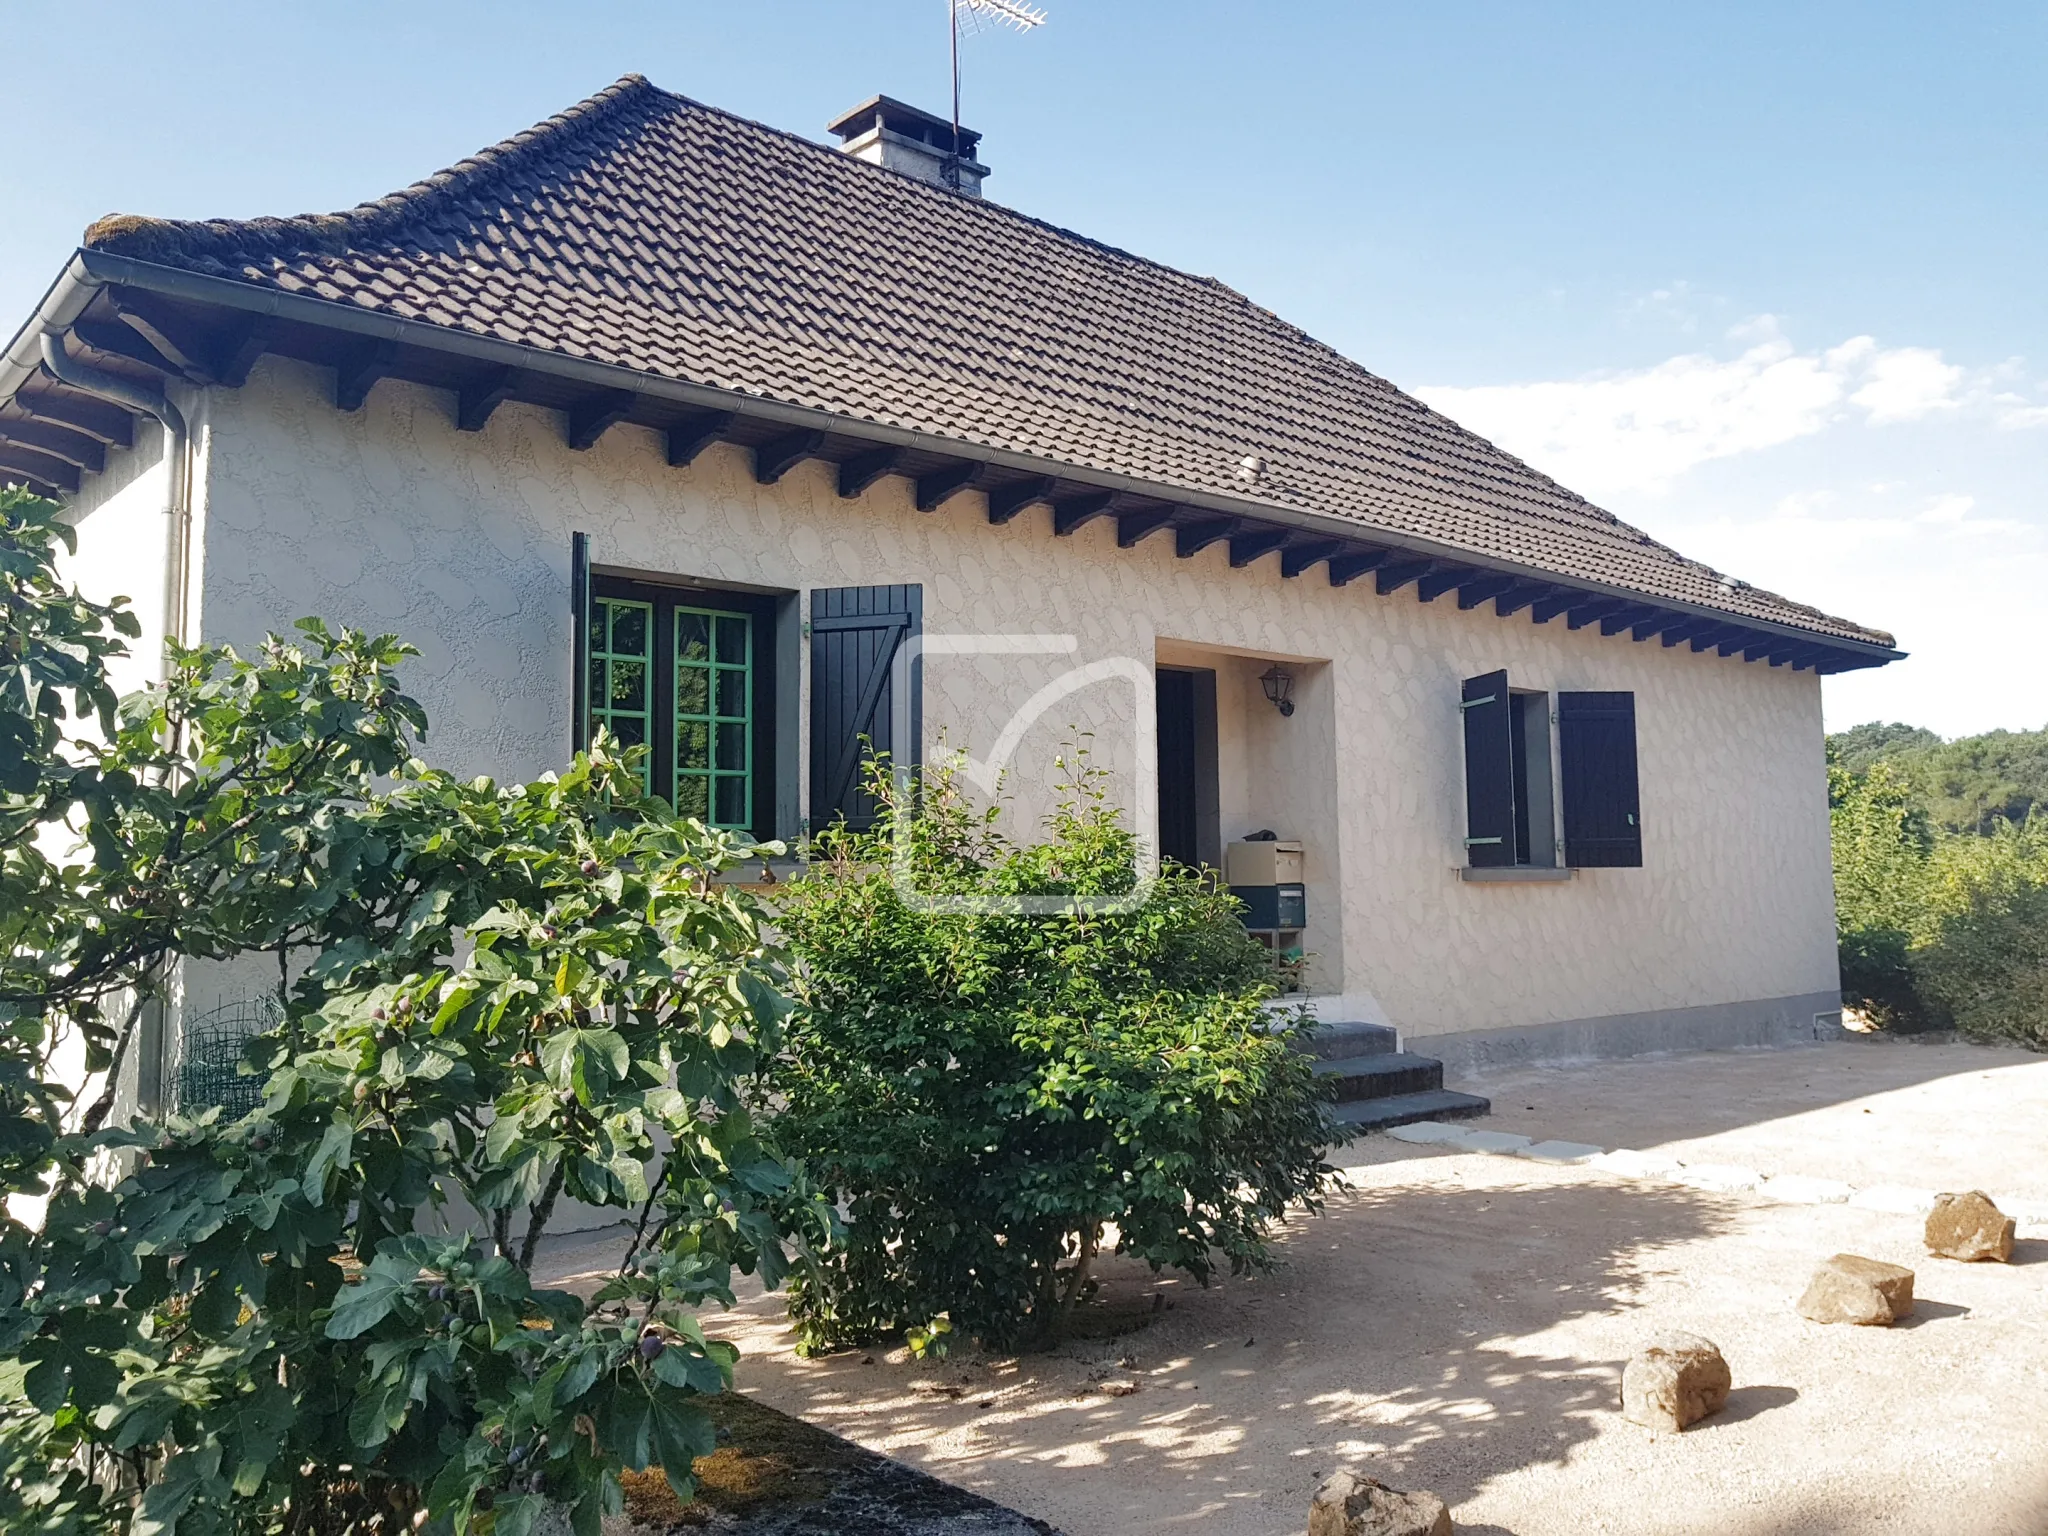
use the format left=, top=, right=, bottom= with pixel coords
left=0, top=76, right=1900, bottom=1112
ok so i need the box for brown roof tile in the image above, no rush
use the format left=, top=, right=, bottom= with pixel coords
left=84, top=74, right=1891, bottom=648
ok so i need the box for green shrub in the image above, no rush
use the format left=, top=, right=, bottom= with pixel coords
left=1915, top=822, right=2048, bottom=1048
left=0, top=487, right=828, bottom=1534
left=1829, top=757, right=1940, bottom=1030
left=769, top=758, right=1342, bottom=1353
left=1829, top=745, right=2048, bottom=1045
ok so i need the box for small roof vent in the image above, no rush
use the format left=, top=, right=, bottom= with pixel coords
left=828, top=95, right=989, bottom=197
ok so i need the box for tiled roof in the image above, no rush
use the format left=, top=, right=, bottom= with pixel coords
left=84, top=75, right=1891, bottom=649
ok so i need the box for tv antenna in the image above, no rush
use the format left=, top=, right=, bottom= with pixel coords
left=946, top=0, right=1047, bottom=188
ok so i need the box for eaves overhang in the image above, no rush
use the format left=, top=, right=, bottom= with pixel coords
left=1, top=250, right=1906, bottom=673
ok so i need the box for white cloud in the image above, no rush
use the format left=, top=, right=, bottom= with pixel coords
left=1917, top=492, right=1974, bottom=525
left=1995, top=398, right=2048, bottom=430
left=1412, top=321, right=2048, bottom=735
left=1849, top=347, right=1965, bottom=423
left=1415, top=321, right=1977, bottom=499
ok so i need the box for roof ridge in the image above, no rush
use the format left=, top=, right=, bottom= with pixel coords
left=82, top=73, right=661, bottom=263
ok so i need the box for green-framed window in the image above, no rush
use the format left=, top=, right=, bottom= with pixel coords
left=590, top=599, right=655, bottom=789
left=585, top=580, right=775, bottom=836
left=673, top=606, right=752, bottom=828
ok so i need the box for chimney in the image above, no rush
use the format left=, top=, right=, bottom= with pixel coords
left=828, top=96, right=989, bottom=197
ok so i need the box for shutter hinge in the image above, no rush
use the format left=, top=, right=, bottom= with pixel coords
left=1459, top=694, right=1497, bottom=711
left=1463, top=836, right=1504, bottom=846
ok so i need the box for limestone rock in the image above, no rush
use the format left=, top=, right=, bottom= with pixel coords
left=1308, top=1469, right=1454, bottom=1536
left=1098, top=1376, right=1140, bottom=1397
left=1925, top=1190, right=2015, bottom=1263
left=1620, top=1332, right=1732, bottom=1431
left=1797, top=1253, right=1915, bottom=1325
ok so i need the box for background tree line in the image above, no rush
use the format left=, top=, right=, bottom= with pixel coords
left=1828, top=718, right=2048, bottom=1046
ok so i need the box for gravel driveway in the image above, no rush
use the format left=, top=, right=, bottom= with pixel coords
left=541, top=1034, right=2048, bottom=1535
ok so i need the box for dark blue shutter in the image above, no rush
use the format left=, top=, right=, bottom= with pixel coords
left=809, top=584, right=921, bottom=833
left=1559, top=691, right=1642, bottom=867
left=1462, top=670, right=1515, bottom=868
left=570, top=530, right=591, bottom=757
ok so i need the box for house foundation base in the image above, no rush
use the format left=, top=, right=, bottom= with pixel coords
left=1412, top=991, right=1846, bottom=1079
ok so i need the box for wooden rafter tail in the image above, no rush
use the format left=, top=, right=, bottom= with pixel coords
left=754, top=428, right=825, bottom=485
left=18, top=385, right=135, bottom=447
left=1227, top=527, right=1287, bottom=568
left=984, top=474, right=1052, bottom=523
left=1175, top=518, right=1236, bottom=559
left=455, top=367, right=518, bottom=433
left=1328, top=547, right=1393, bottom=587
left=1454, top=574, right=1514, bottom=610
left=1374, top=558, right=1433, bottom=596
left=1416, top=566, right=1475, bottom=603
left=567, top=389, right=636, bottom=451
left=837, top=446, right=904, bottom=499
left=914, top=459, right=982, bottom=511
left=1115, top=508, right=1174, bottom=547
left=0, top=419, right=104, bottom=472
left=666, top=410, right=734, bottom=468
left=1051, top=490, right=1114, bottom=536
left=1278, top=539, right=1342, bottom=579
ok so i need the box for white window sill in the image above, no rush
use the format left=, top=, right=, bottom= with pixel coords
left=1458, top=866, right=1574, bottom=884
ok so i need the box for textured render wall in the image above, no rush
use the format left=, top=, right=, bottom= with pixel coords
left=57, top=413, right=180, bottom=702
left=197, top=358, right=1841, bottom=1038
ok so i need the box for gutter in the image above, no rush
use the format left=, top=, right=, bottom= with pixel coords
left=10, top=248, right=1905, bottom=666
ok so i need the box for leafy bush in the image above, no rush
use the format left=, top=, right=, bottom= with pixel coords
left=1829, top=755, right=1939, bottom=1030
left=0, top=486, right=826, bottom=1534
left=1916, top=822, right=2048, bottom=1048
left=1829, top=744, right=2048, bottom=1045
left=769, top=758, right=1341, bottom=1353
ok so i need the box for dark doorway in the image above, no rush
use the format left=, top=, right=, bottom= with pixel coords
left=1155, top=666, right=1219, bottom=869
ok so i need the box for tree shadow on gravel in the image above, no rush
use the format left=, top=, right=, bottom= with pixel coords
left=709, top=1175, right=1742, bottom=1535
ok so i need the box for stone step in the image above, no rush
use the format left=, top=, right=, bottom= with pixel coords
left=1302, top=1021, right=1400, bottom=1060
left=1316, top=1051, right=1445, bottom=1101
left=1331, top=1088, right=1493, bottom=1131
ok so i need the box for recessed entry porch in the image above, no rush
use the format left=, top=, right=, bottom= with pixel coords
left=1152, top=637, right=1342, bottom=996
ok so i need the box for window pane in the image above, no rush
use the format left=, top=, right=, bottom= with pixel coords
left=612, top=714, right=646, bottom=747
left=674, top=775, right=709, bottom=819
left=714, top=774, right=748, bottom=827
left=715, top=667, right=746, bottom=719
left=714, top=615, right=748, bottom=663
left=678, top=719, right=710, bottom=770
left=676, top=667, right=709, bottom=716
left=677, top=610, right=710, bottom=664
left=610, top=659, right=646, bottom=711
left=587, top=654, right=605, bottom=709
left=716, top=722, right=747, bottom=772
left=610, top=603, right=647, bottom=656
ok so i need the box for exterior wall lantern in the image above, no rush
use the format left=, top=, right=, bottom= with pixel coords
left=1259, top=665, right=1295, bottom=717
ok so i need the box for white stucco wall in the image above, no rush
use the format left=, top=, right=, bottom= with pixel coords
left=184, top=357, right=1839, bottom=1041
left=58, top=413, right=181, bottom=702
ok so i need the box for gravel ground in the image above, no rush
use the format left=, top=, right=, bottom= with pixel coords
left=539, top=1035, right=2048, bottom=1536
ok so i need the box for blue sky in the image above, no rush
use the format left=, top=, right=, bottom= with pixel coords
left=5, top=1, right=2042, bottom=736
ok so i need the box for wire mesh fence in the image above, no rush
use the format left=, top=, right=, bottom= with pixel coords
left=174, top=995, right=283, bottom=1119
